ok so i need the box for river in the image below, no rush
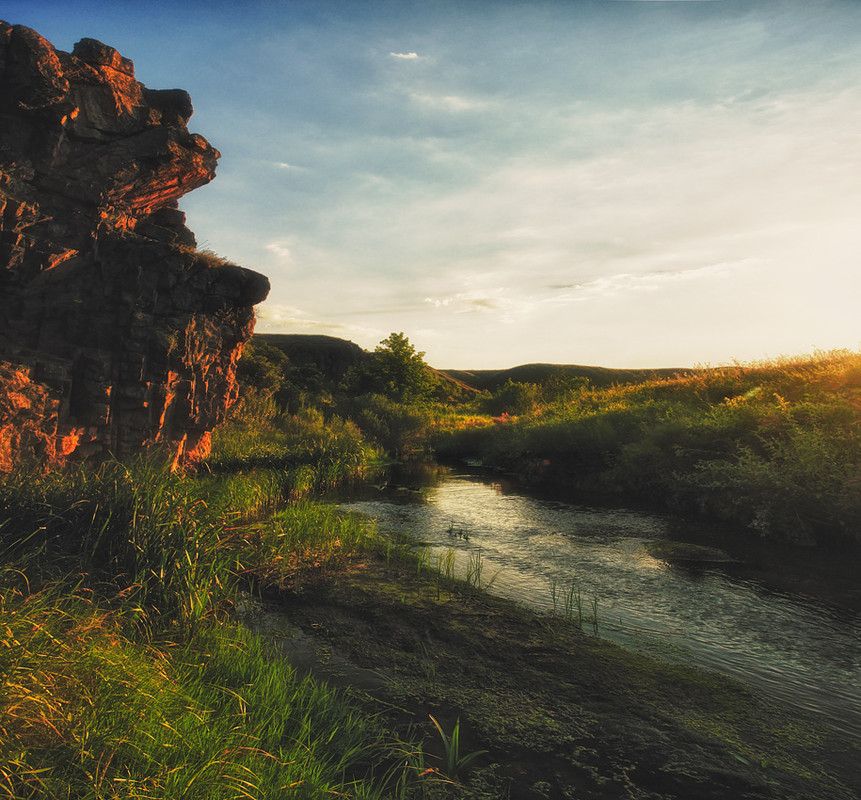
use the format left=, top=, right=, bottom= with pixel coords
left=338, top=464, right=861, bottom=741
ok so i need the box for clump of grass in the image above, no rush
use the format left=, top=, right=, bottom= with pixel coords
left=231, top=503, right=377, bottom=589
left=428, top=715, right=487, bottom=780
left=0, top=459, right=230, bottom=633
left=0, top=581, right=401, bottom=799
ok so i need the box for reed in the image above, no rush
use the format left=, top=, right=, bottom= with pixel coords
left=431, top=548, right=458, bottom=600
left=562, top=579, right=583, bottom=626
left=464, top=548, right=499, bottom=593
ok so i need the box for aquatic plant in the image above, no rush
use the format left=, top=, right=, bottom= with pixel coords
left=548, top=579, right=600, bottom=632
left=464, top=548, right=500, bottom=593
left=563, top=580, right=583, bottom=626
left=428, top=715, right=487, bottom=780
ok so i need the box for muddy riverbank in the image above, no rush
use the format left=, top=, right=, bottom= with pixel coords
left=249, top=553, right=861, bottom=800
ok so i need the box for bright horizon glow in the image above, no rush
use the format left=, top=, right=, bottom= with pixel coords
left=5, top=0, right=861, bottom=369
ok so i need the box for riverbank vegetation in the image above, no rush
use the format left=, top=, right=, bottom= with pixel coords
left=2, top=337, right=860, bottom=797
left=431, top=349, right=861, bottom=546
left=0, top=442, right=410, bottom=798
left=242, top=336, right=861, bottom=546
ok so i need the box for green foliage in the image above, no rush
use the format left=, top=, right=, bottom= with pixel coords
left=346, top=393, right=432, bottom=459
left=434, top=350, right=861, bottom=544
left=231, top=340, right=290, bottom=422
left=484, top=379, right=540, bottom=416
left=205, top=408, right=372, bottom=503
left=344, top=333, right=434, bottom=405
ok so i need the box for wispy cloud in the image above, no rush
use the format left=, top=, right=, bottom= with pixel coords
left=264, top=239, right=294, bottom=262
left=424, top=292, right=514, bottom=314
left=408, top=91, right=486, bottom=112
left=255, top=304, right=376, bottom=340
left=557, top=261, right=747, bottom=302
left=390, top=51, right=419, bottom=59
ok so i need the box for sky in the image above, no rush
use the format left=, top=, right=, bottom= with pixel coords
left=6, top=0, right=861, bottom=369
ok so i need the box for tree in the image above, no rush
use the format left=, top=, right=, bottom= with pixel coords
left=483, top=379, right=539, bottom=416
left=344, top=332, right=434, bottom=404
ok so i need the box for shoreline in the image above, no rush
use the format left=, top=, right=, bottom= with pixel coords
left=248, top=552, right=861, bottom=800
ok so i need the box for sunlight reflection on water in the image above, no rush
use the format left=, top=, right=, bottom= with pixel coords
left=341, top=471, right=861, bottom=739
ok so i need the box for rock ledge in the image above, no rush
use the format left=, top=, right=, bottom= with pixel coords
left=0, top=21, right=269, bottom=468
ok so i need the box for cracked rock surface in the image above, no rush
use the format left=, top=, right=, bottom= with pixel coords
left=0, top=21, right=269, bottom=469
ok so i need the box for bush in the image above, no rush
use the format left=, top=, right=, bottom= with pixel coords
left=346, top=394, right=432, bottom=459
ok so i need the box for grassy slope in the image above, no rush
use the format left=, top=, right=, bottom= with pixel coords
left=3, top=349, right=861, bottom=798
left=432, top=349, right=861, bottom=545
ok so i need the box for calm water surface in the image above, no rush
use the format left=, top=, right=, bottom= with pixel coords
left=340, top=468, right=861, bottom=740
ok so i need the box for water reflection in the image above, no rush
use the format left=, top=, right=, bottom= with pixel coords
left=340, top=468, right=861, bottom=740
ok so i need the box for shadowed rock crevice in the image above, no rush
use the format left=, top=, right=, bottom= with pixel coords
left=0, top=21, right=269, bottom=468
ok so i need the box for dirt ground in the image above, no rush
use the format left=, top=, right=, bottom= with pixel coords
left=249, top=555, right=861, bottom=800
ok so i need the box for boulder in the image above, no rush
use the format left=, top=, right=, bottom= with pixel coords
left=0, top=21, right=269, bottom=468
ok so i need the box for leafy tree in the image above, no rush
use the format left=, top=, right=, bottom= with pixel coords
left=348, top=393, right=432, bottom=458
left=344, top=332, right=433, bottom=404
left=486, top=379, right=540, bottom=416
left=236, top=340, right=288, bottom=395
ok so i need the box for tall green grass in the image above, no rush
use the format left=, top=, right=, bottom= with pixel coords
left=199, top=408, right=378, bottom=519
left=232, top=502, right=377, bottom=590
left=206, top=407, right=372, bottom=479
left=0, top=459, right=230, bottom=632
left=0, top=443, right=437, bottom=797
left=0, top=581, right=401, bottom=799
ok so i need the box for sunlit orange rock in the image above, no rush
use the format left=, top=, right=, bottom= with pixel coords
left=0, top=21, right=269, bottom=469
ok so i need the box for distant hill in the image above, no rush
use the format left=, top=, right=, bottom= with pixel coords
left=256, top=334, right=368, bottom=380
left=441, top=363, right=695, bottom=391
left=255, top=334, right=695, bottom=394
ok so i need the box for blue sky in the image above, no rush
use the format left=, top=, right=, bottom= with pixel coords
left=7, top=0, right=861, bottom=368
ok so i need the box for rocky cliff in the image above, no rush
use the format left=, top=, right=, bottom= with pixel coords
left=0, top=22, right=269, bottom=470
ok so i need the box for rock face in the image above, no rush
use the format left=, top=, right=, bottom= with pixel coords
left=0, top=22, right=269, bottom=468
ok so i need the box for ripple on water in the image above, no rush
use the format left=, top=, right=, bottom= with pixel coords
left=341, top=471, right=861, bottom=740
